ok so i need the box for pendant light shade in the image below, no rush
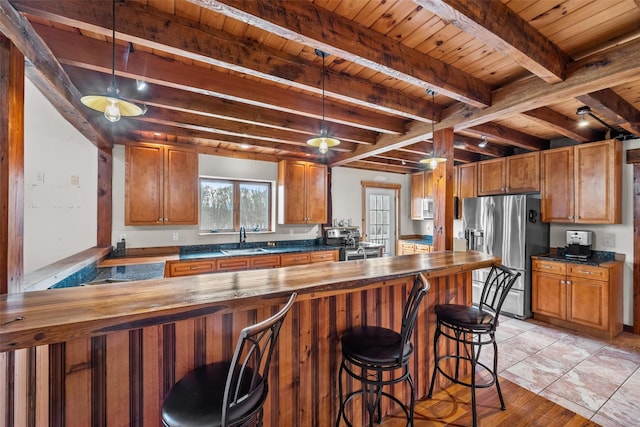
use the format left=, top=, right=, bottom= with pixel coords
left=420, top=89, right=446, bottom=169
left=81, top=0, right=145, bottom=122
left=307, top=49, right=340, bottom=154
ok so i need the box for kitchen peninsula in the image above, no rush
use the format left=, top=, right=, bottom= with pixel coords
left=1, top=251, right=497, bottom=427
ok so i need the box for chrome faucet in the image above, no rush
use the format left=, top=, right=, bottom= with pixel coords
left=356, top=246, right=367, bottom=260
left=239, top=225, right=246, bottom=247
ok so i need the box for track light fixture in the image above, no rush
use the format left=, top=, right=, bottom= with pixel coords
left=420, top=89, right=447, bottom=169
left=81, top=0, right=146, bottom=122
left=306, top=49, right=340, bottom=154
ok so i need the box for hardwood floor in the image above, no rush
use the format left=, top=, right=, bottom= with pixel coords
left=380, top=377, right=598, bottom=426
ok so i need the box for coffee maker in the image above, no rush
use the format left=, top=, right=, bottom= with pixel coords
left=565, top=230, right=593, bottom=260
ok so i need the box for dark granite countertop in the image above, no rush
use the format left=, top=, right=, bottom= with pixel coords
left=534, top=248, right=617, bottom=266
left=401, top=235, right=433, bottom=245
left=179, top=240, right=339, bottom=260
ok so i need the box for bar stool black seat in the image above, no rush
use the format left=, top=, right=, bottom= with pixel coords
left=427, top=264, right=520, bottom=427
left=336, top=274, right=429, bottom=427
left=161, top=293, right=297, bottom=427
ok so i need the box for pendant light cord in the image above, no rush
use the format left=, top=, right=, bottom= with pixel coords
left=321, top=51, right=326, bottom=133
left=110, top=0, right=116, bottom=89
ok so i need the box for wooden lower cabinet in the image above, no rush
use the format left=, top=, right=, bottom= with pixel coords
left=397, top=240, right=433, bottom=255
left=165, top=250, right=337, bottom=277
left=532, top=258, right=623, bottom=339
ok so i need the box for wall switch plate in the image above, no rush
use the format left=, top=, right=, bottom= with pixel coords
left=603, top=233, right=615, bottom=247
left=71, top=175, right=79, bottom=186
left=173, top=232, right=179, bottom=241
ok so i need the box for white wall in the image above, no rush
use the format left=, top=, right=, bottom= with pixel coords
left=330, top=167, right=413, bottom=235
left=23, top=79, right=97, bottom=273
left=549, top=138, right=640, bottom=325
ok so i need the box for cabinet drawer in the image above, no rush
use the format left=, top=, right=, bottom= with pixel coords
left=249, top=255, right=281, bottom=269
left=310, top=251, right=338, bottom=263
left=280, top=253, right=311, bottom=266
left=415, top=244, right=433, bottom=253
left=169, top=260, right=216, bottom=277
left=398, top=242, right=415, bottom=255
left=532, top=260, right=566, bottom=275
left=217, top=257, right=251, bottom=272
left=568, top=264, right=608, bottom=281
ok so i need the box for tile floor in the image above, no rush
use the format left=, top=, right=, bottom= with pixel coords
left=480, top=317, right=640, bottom=426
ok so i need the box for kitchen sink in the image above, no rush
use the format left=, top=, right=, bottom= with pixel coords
left=220, top=247, right=269, bottom=256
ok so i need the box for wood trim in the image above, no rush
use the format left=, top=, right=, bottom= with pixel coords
left=360, top=181, right=401, bottom=252
left=96, top=148, right=112, bottom=248
left=633, top=164, right=640, bottom=334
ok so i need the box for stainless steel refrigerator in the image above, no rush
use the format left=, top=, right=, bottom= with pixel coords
left=463, top=195, right=549, bottom=319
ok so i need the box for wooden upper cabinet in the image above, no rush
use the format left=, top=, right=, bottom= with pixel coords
left=278, top=160, right=327, bottom=224
left=477, top=152, right=539, bottom=196
left=506, top=151, right=540, bottom=193
left=410, top=172, right=424, bottom=220
left=410, top=171, right=433, bottom=220
left=126, top=143, right=198, bottom=226
left=477, top=158, right=505, bottom=196
left=457, top=163, right=477, bottom=199
left=540, top=146, right=574, bottom=223
left=574, top=140, right=622, bottom=224
left=541, top=139, right=621, bottom=224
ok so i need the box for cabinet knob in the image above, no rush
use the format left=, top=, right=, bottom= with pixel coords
left=158, top=218, right=163, bottom=222
left=568, top=216, right=573, bottom=220
left=567, top=280, right=572, bottom=285
left=560, top=280, right=565, bottom=284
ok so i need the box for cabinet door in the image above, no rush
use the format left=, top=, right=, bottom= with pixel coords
left=164, top=146, right=198, bottom=225
left=540, top=147, right=574, bottom=223
left=305, top=163, right=328, bottom=224
left=568, top=277, right=608, bottom=330
left=424, top=171, right=434, bottom=198
left=250, top=255, right=281, bottom=269
left=217, top=257, right=251, bottom=272
left=167, top=259, right=216, bottom=277
left=532, top=271, right=567, bottom=320
left=398, top=241, right=415, bottom=255
left=574, top=139, right=622, bottom=224
left=458, top=163, right=477, bottom=199
left=410, top=172, right=424, bottom=220
left=279, top=161, right=307, bottom=224
left=477, top=158, right=505, bottom=196
left=506, top=152, right=539, bottom=193
left=126, top=144, right=164, bottom=225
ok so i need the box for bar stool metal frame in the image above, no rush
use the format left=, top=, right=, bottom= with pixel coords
left=336, top=274, right=429, bottom=427
left=427, top=264, right=520, bottom=427
left=161, top=293, right=297, bottom=427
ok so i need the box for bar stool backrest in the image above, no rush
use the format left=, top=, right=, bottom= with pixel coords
left=398, top=274, right=430, bottom=363
left=478, top=264, right=520, bottom=323
left=221, top=293, right=297, bottom=425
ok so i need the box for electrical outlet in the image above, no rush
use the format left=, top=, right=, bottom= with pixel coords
left=119, top=234, right=126, bottom=241
left=603, top=233, right=615, bottom=247
left=173, top=232, right=179, bottom=241
left=71, top=175, right=79, bottom=186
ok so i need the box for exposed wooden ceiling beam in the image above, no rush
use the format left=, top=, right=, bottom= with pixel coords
left=0, top=0, right=109, bottom=148
left=453, top=134, right=512, bottom=158
left=339, top=161, right=411, bottom=175
left=467, top=123, right=548, bottom=151
left=521, top=107, right=603, bottom=142
left=68, top=68, right=378, bottom=146
left=12, top=0, right=436, bottom=123
left=330, top=37, right=640, bottom=166
left=414, top=0, right=571, bottom=83
left=33, top=23, right=406, bottom=135
left=190, top=0, right=492, bottom=107
left=576, top=89, right=640, bottom=136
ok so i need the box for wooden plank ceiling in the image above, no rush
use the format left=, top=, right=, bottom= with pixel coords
left=2, top=0, right=640, bottom=173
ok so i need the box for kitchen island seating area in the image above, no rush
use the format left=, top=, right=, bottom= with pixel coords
left=336, top=274, right=429, bottom=427
left=161, top=292, right=297, bottom=427
left=428, top=264, right=521, bottom=427
left=0, top=251, right=499, bottom=427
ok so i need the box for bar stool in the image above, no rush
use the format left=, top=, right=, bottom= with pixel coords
left=427, top=264, right=520, bottom=427
left=161, top=293, right=296, bottom=427
left=336, top=274, right=429, bottom=427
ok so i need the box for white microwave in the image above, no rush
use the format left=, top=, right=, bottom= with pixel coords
left=422, top=198, right=434, bottom=219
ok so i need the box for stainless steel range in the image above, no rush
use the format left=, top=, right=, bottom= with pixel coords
left=324, top=226, right=384, bottom=261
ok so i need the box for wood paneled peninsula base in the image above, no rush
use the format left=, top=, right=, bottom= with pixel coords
left=1, top=251, right=498, bottom=427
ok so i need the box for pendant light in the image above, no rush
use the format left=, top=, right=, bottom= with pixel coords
left=81, top=0, right=146, bottom=122
left=306, top=49, right=340, bottom=154
left=420, top=89, right=447, bottom=169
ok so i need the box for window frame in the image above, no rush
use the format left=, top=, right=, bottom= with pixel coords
left=199, top=175, right=276, bottom=234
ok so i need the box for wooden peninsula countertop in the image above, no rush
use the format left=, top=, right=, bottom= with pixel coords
left=1, top=250, right=498, bottom=352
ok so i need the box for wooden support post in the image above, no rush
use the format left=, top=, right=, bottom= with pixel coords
left=97, top=147, right=113, bottom=248
left=0, top=35, right=25, bottom=294
left=432, top=128, right=454, bottom=251
left=626, top=149, right=640, bottom=334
